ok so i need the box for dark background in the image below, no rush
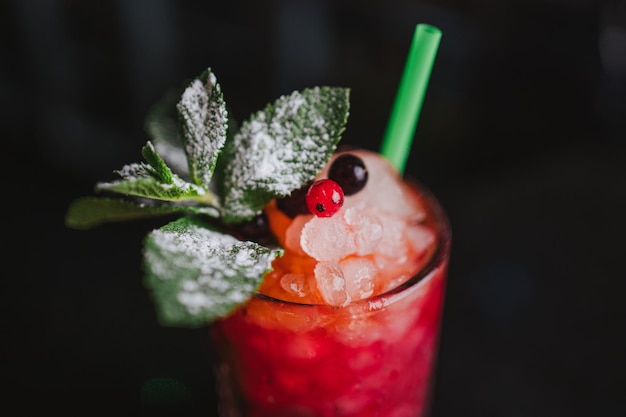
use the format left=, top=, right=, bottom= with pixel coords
left=3, top=0, right=626, bottom=415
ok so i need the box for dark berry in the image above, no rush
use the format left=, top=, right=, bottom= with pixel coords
left=236, top=212, right=270, bottom=240
left=328, top=153, right=368, bottom=196
left=276, top=183, right=311, bottom=218
left=306, top=179, right=344, bottom=217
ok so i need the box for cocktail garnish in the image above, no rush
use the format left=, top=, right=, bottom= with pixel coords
left=305, top=179, right=344, bottom=217
left=65, top=67, right=350, bottom=327
left=327, top=153, right=368, bottom=196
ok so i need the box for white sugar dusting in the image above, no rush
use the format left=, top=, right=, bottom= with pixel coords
left=115, top=163, right=151, bottom=180
left=231, top=114, right=313, bottom=195
left=222, top=87, right=347, bottom=220
left=177, top=70, right=228, bottom=188
left=146, top=223, right=280, bottom=316
left=99, top=164, right=206, bottom=197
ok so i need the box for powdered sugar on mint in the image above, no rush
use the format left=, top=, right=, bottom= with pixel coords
left=221, top=86, right=350, bottom=223
left=177, top=69, right=228, bottom=190
left=143, top=217, right=282, bottom=327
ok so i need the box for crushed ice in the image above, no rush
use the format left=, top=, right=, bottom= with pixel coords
left=291, top=150, right=435, bottom=306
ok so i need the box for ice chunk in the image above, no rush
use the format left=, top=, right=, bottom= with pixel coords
left=300, top=208, right=383, bottom=261
left=301, top=214, right=356, bottom=261
left=344, top=208, right=383, bottom=255
left=340, top=257, right=378, bottom=300
left=314, top=261, right=350, bottom=307
left=280, top=273, right=307, bottom=298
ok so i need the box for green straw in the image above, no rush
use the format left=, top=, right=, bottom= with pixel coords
left=380, top=23, right=442, bottom=175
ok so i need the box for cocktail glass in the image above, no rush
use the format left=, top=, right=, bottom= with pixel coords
left=209, top=178, right=450, bottom=417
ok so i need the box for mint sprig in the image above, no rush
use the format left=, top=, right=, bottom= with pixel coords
left=65, top=66, right=350, bottom=326
left=95, top=141, right=214, bottom=204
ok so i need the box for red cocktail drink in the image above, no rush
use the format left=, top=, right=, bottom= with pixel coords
left=211, top=150, right=450, bottom=417
left=63, top=39, right=447, bottom=414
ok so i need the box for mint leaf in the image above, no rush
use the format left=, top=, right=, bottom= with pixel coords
left=141, top=141, right=173, bottom=183
left=220, top=86, right=350, bottom=223
left=95, top=142, right=218, bottom=205
left=65, top=197, right=219, bottom=230
left=177, top=68, right=228, bottom=189
left=143, top=217, right=283, bottom=327
left=96, top=167, right=205, bottom=202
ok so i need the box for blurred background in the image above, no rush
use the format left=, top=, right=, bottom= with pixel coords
left=3, top=0, right=625, bottom=415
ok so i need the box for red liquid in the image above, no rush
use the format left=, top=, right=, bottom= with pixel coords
left=212, top=260, right=447, bottom=417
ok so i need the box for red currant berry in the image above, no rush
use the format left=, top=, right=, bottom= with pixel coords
left=305, top=179, right=344, bottom=217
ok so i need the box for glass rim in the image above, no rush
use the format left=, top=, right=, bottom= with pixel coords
left=252, top=178, right=451, bottom=308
